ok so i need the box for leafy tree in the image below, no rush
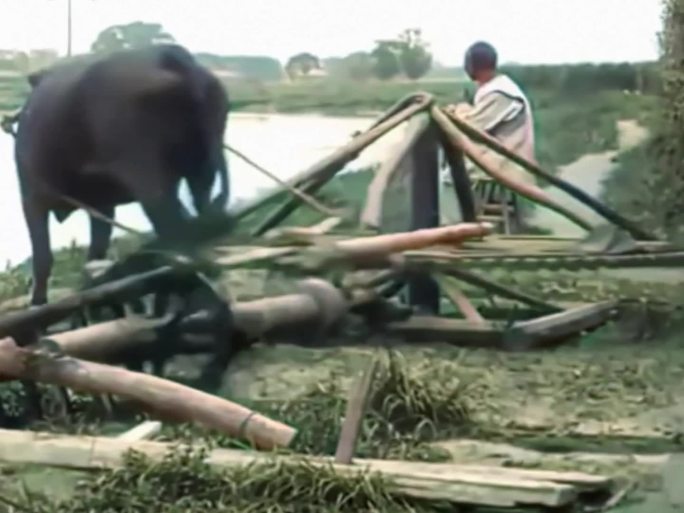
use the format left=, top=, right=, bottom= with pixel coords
left=371, top=41, right=401, bottom=80
left=326, top=52, right=374, bottom=81
left=91, top=22, right=175, bottom=54
left=285, top=52, right=321, bottom=79
left=343, top=52, right=374, bottom=81
left=397, top=28, right=432, bottom=80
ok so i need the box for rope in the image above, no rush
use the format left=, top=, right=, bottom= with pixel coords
left=223, top=143, right=341, bottom=218
left=2, top=113, right=340, bottom=233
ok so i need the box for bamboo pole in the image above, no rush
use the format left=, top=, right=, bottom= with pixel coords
left=0, top=338, right=296, bottom=450
left=431, top=106, right=594, bottom=232
left=334, top=222, right=493, bottom=257
left=440, top=268, right=561, bottom=313
left=250, top=95, right=434, bottom=236
left=442, top=108, right=655, bottom=241
left=233, top=92, right=434, bottom=223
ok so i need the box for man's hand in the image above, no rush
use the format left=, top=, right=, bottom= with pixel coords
left=445, top=102, right=472, bottom=118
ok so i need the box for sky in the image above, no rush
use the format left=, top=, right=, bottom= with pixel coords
left=0, top=0, right=664, bottom=65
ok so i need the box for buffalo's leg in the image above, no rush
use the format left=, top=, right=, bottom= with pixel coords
left=20, top=200, right=52, bottom=421
left=86, top=205, right=125, bottom=321
left=87, top=205, right=114, bottom=260
left=140, top=194, right=190, bottom=241
left=22, top=200, right=52, bottom=306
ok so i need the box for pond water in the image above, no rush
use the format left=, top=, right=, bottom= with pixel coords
left=0, top=112, right=406, bottom=266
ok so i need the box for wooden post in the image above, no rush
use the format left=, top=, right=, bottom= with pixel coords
left=334, top=356, right=378, bottom=464
left=438, top=130, right=477, bottom=223
left=408, top=114, right=441, bottom=315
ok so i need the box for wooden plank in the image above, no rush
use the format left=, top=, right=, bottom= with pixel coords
left=433, top=439, right=669, bottom=469
left=504, top=301, right=618, bottom=350
left=116, top=421, right=163, bottom=442
left=0, top=429, right=579, bottom=508
left=363, top=459, right=613, bottom=492
left=334, top=356, right=378, bottom=464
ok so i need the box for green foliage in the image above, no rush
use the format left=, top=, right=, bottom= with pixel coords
left=397, top=29, right=432, bottom=80
left=90, top=21, right=175, bottom=54
left=500, top=61, right=661, bottom=95
left=370, top=42, right=401, bottom=80
left=599, top=0, right=684, bottom=241
left=369, top=29, right=433, bottom=81
left=285, top=52, right=321, bottom=79
left=324, top=52, right=374, bottom=82
left=601, top=144, right=665, bottom=234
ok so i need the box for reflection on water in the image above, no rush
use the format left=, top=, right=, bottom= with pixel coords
left=0, top=112, right=406, bottom=266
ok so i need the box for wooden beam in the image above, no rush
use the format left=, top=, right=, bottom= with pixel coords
left=407, top=113, right=442, bottom=315
left=438, top=128, right=477, bottom=222
left=504, top=301, right=618, bottom=351
left=0, top=429, right=588, bottom=508
left=437, top=275, right=486, bottom=324
left=442, top=267, right=561, bottom=313
left=385, top=316, right=503, bottom=347
left=363, top=458, right=613, bottom=493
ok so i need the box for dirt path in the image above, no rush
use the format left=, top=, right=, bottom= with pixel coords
left=529, top=119, right=648, bottom=236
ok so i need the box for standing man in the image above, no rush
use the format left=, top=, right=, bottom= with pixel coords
left=442, top=41, right=537, bottom=229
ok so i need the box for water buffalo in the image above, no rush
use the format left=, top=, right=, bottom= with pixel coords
left=15, top=44, right=231, bottom=305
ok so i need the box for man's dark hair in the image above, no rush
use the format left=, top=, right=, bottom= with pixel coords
left=464, top=41, right=498, bottom=76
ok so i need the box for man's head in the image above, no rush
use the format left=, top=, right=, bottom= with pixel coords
left=464, top=41, right=498, bottom=84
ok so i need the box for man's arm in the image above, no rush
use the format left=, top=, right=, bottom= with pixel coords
left=448, top=92, right=525, bottom=135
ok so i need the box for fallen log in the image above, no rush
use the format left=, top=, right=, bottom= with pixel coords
left=0, top=428, right=615, bottom=509
left=0, top=338, right=296, bottom=450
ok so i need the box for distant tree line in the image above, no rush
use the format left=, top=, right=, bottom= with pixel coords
left=294, top=28, right=434, bottom=82
left=0, top=20, right=663, bottom=95
left=500, top=62, right=662, bottom=95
